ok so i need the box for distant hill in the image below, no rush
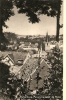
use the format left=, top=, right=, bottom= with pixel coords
left=4, top=32, right=63, bottom=44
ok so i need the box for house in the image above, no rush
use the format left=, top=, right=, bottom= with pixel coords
left=59, top=44, right=63, bottom=52
left=19, top=44, right=25, bottom=48
left=35, top=43, right=38, bottom=47
left=32, top=51, right=47, bottom=58
left=16, top=57, right=39, bottom=81
left=50, top=44, right=55, bottom=49
left=0, top=51, right=30, bottom=67
left=7, top=44, right=19, bottom=51
left=2, top=53, right=14, bottom=66
left=16, top=58, right=50, bottom=91
left=24, top=42, right=30, bottom=48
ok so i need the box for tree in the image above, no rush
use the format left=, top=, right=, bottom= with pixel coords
left=0, top=62, right=10, bottom=90
left=43, top=44, right=63, bottom=100
left=0, top=0, right=14, bottom=43
left=34, top=72, right=41, bottom=91
left=4, top=32, right=19, bottom=44
left=15, top=0, right=63, bottom=42
left=7, top=75, right=23, bottom=99
left=48, top=0, right=63, bottom=42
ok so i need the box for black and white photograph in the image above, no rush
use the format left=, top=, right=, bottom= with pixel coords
left=0, top=0, right=63, bottom=100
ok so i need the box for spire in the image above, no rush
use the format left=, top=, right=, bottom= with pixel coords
left=46, top=32, right=49, bottom=43
left=46, top=31, right=48, bottom=36
left=40, top=43, right=42, bottom=53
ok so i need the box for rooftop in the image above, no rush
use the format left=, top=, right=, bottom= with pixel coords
left=0, top=51, right=28, bottom=65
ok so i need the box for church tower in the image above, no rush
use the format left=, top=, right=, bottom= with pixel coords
left=40, top=43, right=42, bottom=53
left=45, top=32, right=50, bottom=51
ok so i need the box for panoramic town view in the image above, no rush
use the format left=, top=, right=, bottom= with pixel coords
left=0, top=0, right=63, bottom=100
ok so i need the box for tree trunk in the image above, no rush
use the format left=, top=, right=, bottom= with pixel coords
left=0, top=0, right=3, bottom=43
left=56, top=0, right=61, bottom=42
left=0, top=0, right=2, bottom=33
left=56, top=14, right=60, bottom=42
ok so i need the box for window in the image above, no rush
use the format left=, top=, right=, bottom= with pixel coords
left=17, top=60, right=23, bottom=65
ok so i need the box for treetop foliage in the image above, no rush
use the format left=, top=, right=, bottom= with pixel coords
left=0, top=62, right=10, bottom=89
left=46, top=45, right=63, bottom=97
left=0, top=0, right=14, bottom=28
left=0, top=0, right=63, bottom=43
left=15, top=0, right=62, bottom=23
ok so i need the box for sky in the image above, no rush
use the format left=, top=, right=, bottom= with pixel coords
left=3, top=6, right=63, bottom=36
